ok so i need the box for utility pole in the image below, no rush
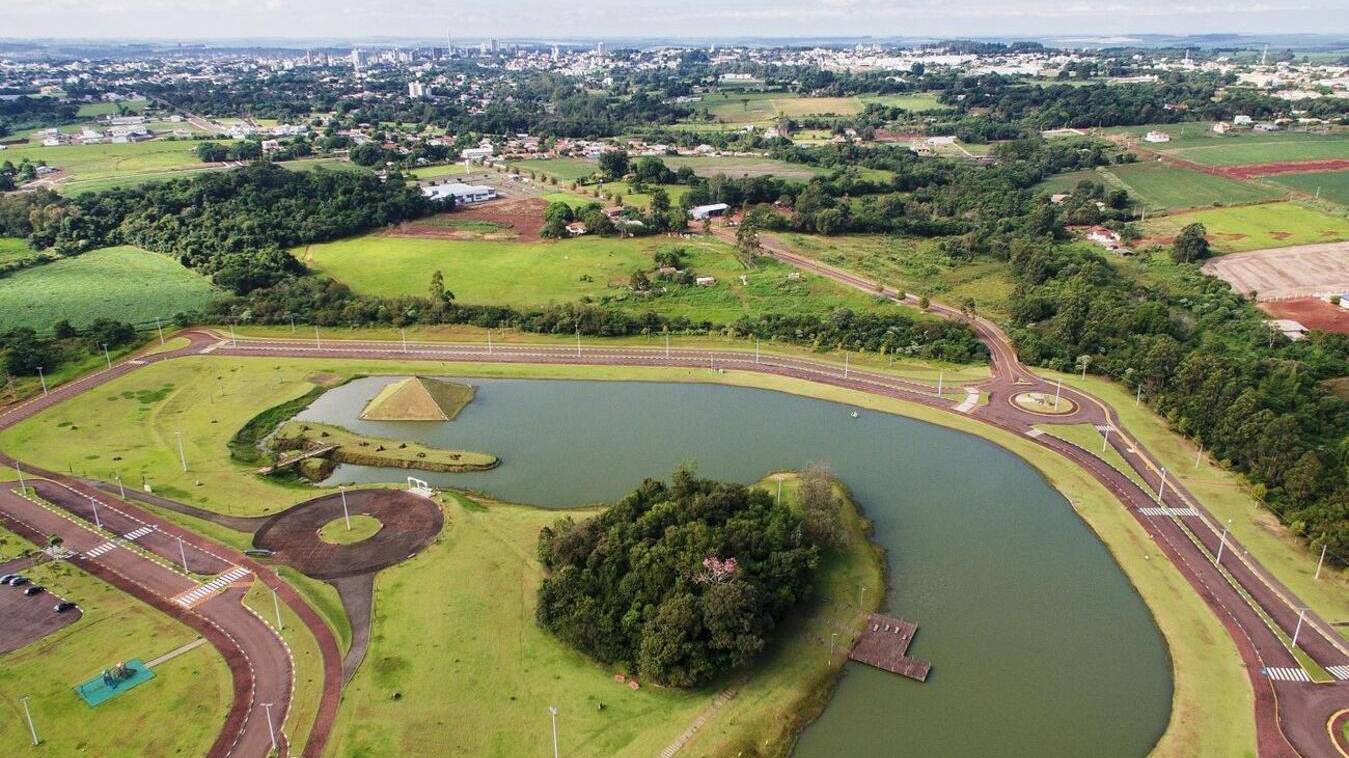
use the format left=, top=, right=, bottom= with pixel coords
left=843, top=352, right=849, bottom=380
left=754, top=338, right=759, bottom=365
left=401, top=327, right=407, bottom=352
left=115, top=472, right=125, bottom=499
left=229, top=324, right=238, bottom=348
left=487, top=329, right=493, bottom=354
left=272, top=587, right=284, bottom=630
left=36, top=366, right=47, bottom=396
left=936, top=370, right=943, bottom=397
left=20, top=696, right=38, bottom=746
left=549, top=705, right=560, bottom=758
left=102, top=343, right=112, bottom=370
left=176, top=431, right=188, bottom=471
left=177, top=536, right=189, bottom=573
left=575, top=328, right=581, bottom=359
left=314, top=325, right=321, bottom=349
left=1314, top=544, right=1327, bottom=580
left=341, top=486, right=351, bottom=530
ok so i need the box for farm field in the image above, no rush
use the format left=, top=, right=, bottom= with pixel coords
left=74, top=99, right=147, bottom=118
left=1141, top=202, right=1349, bottom=252
left=691, top=92, right=864, bottom=124
left=0, top=553, right=231, bottom=756
left=297, top=233, right=893, bottom=323
left=1200, top=242, right=1349, bottom=300
left=859, top=92, right=948, bottom=111
left=1265, top=170, right=1349, bottom=206
left=1107, top=122, right=1349, bottom=166
left=771, top=232, right=1017, bottom=321
left=0, top=246, right=217, bottom=332
left=1037, top=161, right=1283, bottom=210
left=1, top=139, right=206, bottom=193
left=330, top=477, right=882, bottom=757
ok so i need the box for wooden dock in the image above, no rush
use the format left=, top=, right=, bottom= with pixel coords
left=848, top=613, right=931, bottom=682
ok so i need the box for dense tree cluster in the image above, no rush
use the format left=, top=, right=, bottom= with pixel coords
left=0, top=96, right=78, bottom=138
left=15, top=163, right=439, bottom=293
left=1006, top=242, right=1349, bottom=558
left=535, top=468, right=820, bottom=687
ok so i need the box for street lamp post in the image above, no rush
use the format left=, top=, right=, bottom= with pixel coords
left=14, top=462, right=26, bottom=496
left=20, top=696, right=38, bottom=746
left=155, top=316, right=165, bottom=345
left=177, top=536, right=189, bottom=573
left=89, top=496, right=102, bottom=529
left=1215, top=520, right=1231, bottom=566
left=1315, top=544, right=1328, bottom=581
left=1291, top=608, right=1307, bottom=649
left=36, top=366, right=47, bottom=396
left=272, top=587, right=284, bottom=630
left=549, top=705, right=560, bottom=758
left=340, top=486, right=351, bottom=530
left=262, top=702, right=278, bottom=752
left=101, top=343, right=112, bottom=370
left=175, top=431, right=188, bottom=472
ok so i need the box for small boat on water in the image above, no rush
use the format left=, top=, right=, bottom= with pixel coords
left=850, top=410, right=860, bottom=419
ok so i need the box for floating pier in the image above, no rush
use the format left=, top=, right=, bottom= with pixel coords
left=848, top=613, right=931, bottom=682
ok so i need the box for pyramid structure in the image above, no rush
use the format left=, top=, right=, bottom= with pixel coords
left=359, top=376, right=474, bottom=421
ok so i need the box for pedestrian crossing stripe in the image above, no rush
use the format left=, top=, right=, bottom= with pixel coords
left=84, top=542, right=116, bottom=558
left=1326, top=665, right=1349, bottom=681
left=123, top=526, right=153, bottom=541
left=1261, top=667, right=1311, bottom=682
left=172, top=567, right=251, bottom=608
left=1138, top=507, right=1200, bottom=517
left=1025, top=428, right=1044, bottom=438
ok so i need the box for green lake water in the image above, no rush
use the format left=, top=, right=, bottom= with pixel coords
left=298, top=376, right=1172, bottom=756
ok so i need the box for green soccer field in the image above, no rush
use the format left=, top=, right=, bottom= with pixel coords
left=0, top=246, right=217, bottom=332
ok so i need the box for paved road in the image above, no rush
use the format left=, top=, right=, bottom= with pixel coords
left=2, top=303, right=1347, bottom=754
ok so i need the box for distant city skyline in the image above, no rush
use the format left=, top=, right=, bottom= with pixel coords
left=4, top=0, right=1348, bottom=42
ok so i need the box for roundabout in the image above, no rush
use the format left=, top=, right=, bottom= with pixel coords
left=254, top=489, right=442, bottom=580
left=1011, top=390, right=1078, bottom=416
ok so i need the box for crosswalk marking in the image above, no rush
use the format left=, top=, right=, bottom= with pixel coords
left=172, top=567, right=251, bottom=608
left=1261, top=666, right=1311, bottom=682
left=1138, top=507, right=1200, bottom=517
left=1326, top=665, right=1349, bottom=681
left=1025, top=428, right=1044, bottom=438
left=84, top=541, right=117, bottom=558
left=123, top=526, right=153, bottom=541
left=953, top=389, right=979, bottom=414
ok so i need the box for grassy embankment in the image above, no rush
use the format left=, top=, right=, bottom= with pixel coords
left=1042, top=369, right=1349, bottom=643
left=0, top=549, right=231, bottom=756
left=272, top=421, right=499, bottom=473
left=297, top=232, right=899, bottom=324
left=0, top=352, right=1251, bottom=754
left=330, top=476, right=883, bottom=756
left=317, top=514, right=382, bottom=544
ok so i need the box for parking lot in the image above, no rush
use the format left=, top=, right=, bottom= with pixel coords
left=0, top=563, right=81, bottom=655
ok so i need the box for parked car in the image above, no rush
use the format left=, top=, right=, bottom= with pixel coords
left=7, top=576, right=28, bottom=586
left=53, top=601, right=76, bottom=613
left=0, top=574, right=15, bottom=584
left=23, top=585, right=43, bottom=596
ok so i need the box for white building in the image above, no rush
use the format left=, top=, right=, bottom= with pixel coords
left=421, top=182, right=497, bottom=204
left=460, top=146, right=494, bottom=162
left=1143, top=131, right=1171, bottom=143
left=689, top=203, right=729, bottom=220
left=408, top=81, right=430, bottom=99
left=1269, top=319, right=1308, bottom=341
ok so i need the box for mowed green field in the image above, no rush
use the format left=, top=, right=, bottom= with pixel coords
left=859, top=93, right=949, bottom=111
left=773, top=232, right=1017, bottom=321
left=695, top=92, right=862, bottom=124
left=1108, top=122, right=1349, bottom=166
left=0, top=139, right=207, bottom=193
left=0, top=237, right=31, bottom=263
left=0, top=552, right=231, bottom=756
left=74, top=99, right=147, bottom=118
left=298, top=233, right=891, bottom=323
left=1266, top=170, right=1349, bottom=206
left=332, top=478, right=882, bottom=757
left=1142, top=201, right=1349, bottom=252
left=0, top=246, right=217, bottom=332
left=1037, top=161, right=1282, bottom=210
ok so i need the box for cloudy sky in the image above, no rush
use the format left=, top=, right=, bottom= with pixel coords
left=5, top=0, right=1347, bottom=40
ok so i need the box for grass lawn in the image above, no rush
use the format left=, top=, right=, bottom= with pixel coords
left=297, top=233, right=893, bottom=324
left=1042, top=369, right=1349, bottom=644
left=330, top=478, right=883, bottom=757
left=1038, top=162, right=1282, bottom=211
left=772, top=232, right=1016, bottom=321
left=0, top=557, right=231, bottom=756
left=0, top=236, right=32, bottom=261
left=75, top=100, right=147, bottom=118
left=1141, top=202, right=1349, bottom=252
left=1265, top=170, right=1349, bottom=206
left=1106, top=123, right=1349, bottom=165
left=1035, top=422, right=1151, bottom=493
left=2, top=139, right=205, bottom=192
left=859, top=93, right=948, bottom=111
left=318, top=514, right=382, bottom=544
left=0, top=352, right=1249, bottom=753
left=0, top=246, right=217, bottom=333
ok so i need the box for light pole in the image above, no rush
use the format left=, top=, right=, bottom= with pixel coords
left=665, top=333, right=670, bottom=359
left=314, top=324, right=321, bottom=349
left=1053, top=378, right=1062, bottom=410
left=89, top=496, right=102, bottom=529
left=272, top=587, right=284, bottom=630
left=340, top=486, right=351, bottom=530
left=20, top=695, right=38, bottom=746
left=401, top=327, right=407, bottom=352
left=1215, top=519, right=1231, bottom=566
left=754, top=337, right=760, bottom=365
left=1155, top=467, right=1167, bottom=503
left=177, top=536, right=189, bottom=573
left=155, top=316, right=165, bottom=345
left=1101, top=425, right=1111, bottom=453
left=1315, top=544, right=1328, bottom=581
left=487, top=329, right=493, bottom=354
left=1291, top=607, right=1307, bottom=649
left=262, top=702, right=278, bottom=752
left=175, top=431, right=188, bottom=472
left=935, top=370, right=943, bottom=398
left=101, top=343, right=112, bottom=370
left=775, top=477, right=782, bottom=505
left=229, top=323, right=238, bottom=348
left=548, top=705, right=560, bottom=758
left=1135, top=384, right=1141, bottom=407
left=843, top=352, right=850, bottom=380
left=575, top=328, right=581, bottom=358
left=116, top=472, right=125, bottom=499
left=36, top=366, right=47, bottom=396
left=14, top=462, right=26, bottom=496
